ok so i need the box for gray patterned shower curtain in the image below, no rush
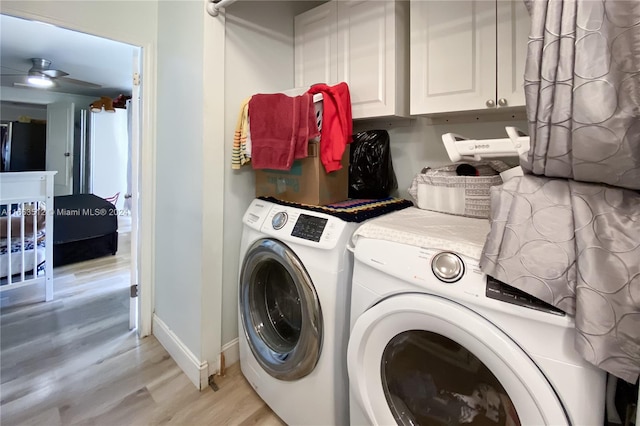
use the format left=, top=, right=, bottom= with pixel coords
left=480, top=0, right=640, bottom=383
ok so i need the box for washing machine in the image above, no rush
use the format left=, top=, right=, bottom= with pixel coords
left=347, top=207, right=606, bottom=426
left=238, top=198, right=359, bottom=426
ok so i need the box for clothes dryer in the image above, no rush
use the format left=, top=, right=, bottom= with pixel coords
left=238, top=198, right=359, bottom=425
left=347, top=207, right=606, bottom=426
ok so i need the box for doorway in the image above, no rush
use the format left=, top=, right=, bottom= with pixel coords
left=0, top=14, right=144, bottom=331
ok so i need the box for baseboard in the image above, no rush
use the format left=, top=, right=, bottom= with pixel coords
left=152, top=314, right=209, bottom=390
left=221, top=337, right=240, bottom=368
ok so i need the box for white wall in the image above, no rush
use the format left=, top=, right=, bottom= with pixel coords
left=222, top=1, right=324, bottom=347
left=154, top=0, right=226, bottom=385
left=155, top=0, right=205, bottom=361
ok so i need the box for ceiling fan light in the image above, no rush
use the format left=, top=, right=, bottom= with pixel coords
left=27, top=74, right=54, bottom=88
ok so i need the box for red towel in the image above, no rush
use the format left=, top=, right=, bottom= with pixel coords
left=308, top=82, right=353, bottom=173
left=249, top=93, right=319, bottom=170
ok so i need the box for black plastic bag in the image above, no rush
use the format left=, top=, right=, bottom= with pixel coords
left=348, top=130, right=398, bottom=199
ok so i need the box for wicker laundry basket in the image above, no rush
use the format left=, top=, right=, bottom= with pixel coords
left=408, top=161, right=510, bottom=218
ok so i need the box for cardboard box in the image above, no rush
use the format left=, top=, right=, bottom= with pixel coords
left=254, top=142, right=349, bottom=206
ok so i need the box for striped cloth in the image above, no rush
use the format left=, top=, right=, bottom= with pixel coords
left=258, top=196, right=414, bottom=223
left=231, top=97, right=251, bottom=169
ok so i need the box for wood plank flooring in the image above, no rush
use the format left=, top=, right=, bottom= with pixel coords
left=1, top=231, right=284, bottom=425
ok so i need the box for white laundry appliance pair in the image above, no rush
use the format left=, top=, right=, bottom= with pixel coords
left=237, top=198, right=359, bottom=425
left=347, top=207, right=607, bottom=426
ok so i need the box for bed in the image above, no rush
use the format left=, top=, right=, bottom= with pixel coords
left=0, top=171, right=55, bottom=301
left=53, top=194, right=119, bottom=267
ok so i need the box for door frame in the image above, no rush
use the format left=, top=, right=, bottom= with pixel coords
left=1, top=9, right=156, bottom=337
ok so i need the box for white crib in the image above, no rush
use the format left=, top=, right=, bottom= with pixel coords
left=1, top=171, right=56, bottom=301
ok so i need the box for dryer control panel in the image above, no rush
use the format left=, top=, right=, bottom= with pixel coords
left=486, top=276, right=565, bottom=316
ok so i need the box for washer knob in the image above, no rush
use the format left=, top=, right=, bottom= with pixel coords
left=431, top=252, right=464, bottom=283
left=272, top=211, right=288, bottom=230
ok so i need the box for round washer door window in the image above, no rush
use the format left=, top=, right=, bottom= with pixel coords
left=239, top=238, right=322, bottom=381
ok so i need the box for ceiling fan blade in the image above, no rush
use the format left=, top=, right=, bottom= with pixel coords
left=42, top=69, right=69, bottom=78
left=13, top=82, right=55, bottom=89
left=57, top=76, right=102, bottom=89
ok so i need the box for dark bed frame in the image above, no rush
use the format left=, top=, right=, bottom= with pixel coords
left=53, top=194, right=118, bottom=267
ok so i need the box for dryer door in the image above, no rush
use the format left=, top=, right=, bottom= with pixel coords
left=239, top=238, right=322, bottom=381
left=348, top=294, right=569, bottom=425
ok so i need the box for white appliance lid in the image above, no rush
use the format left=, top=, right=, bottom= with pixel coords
left=351, top=207, right=490, bottom=260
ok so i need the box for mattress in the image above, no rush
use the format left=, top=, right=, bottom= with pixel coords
left=351, top=207, right=490, bottom=260
left=0, top=236, right=45, bottom=279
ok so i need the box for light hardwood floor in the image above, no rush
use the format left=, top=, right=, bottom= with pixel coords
left=1, top=231, right=284, bottom=426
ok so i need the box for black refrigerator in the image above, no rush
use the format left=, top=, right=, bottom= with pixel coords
left=0, top=121, right=46, bottom=172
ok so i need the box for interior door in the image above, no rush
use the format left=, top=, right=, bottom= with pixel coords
left=347, top=294, right=569, bottom=425
left=46, top=102, right=75, bottom=195
left=129, top=47, right=141, bottom=331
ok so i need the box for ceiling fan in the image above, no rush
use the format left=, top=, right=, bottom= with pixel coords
left=1, top=58, right=102, bottom=89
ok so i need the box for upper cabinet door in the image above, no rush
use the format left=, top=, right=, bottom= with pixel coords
left=410, top=1, right=496, bottom=114
left=497, top=0, right=530, bottom=108
left=337, top=0, right=408, bottom=119
left=294, top=1, right=338, bottom=88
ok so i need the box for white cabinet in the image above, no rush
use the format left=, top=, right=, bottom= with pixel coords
left=295, top=0, right=408, bottom=120
left=410, top=0, right=530, bottom=115
left=496, top=0, right=530, bottom=108
left=294, top=2, right=337, bottom=89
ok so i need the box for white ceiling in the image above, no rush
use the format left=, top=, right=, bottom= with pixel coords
left=0, top=14, right=137, bottom=98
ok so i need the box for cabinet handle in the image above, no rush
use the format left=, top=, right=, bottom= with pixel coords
left=486, top=99, right=496, bottom=108
left=498, top=98, right=508, bottom=107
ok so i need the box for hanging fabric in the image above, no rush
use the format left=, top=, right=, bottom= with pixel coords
left=481, top=0, right=640, bottom=383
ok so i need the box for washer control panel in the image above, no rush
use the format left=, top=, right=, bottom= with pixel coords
left=291, top=214, right=328, bottom=242
left=271, top=211, right=288, bottom=230
left=261, top=206, right=347, bottom=250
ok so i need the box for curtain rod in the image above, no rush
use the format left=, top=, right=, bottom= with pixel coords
left=207, top=0, right=237, bottom=17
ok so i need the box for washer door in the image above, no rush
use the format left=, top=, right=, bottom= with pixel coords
left=348, top=294, right=569, bottom=425
left=240, top=238, right=322, bottom=381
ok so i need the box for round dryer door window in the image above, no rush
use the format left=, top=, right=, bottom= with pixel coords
left=347, top=294, right=569, bottom=425
left=382, top=330, right=519, bottom=426
left=239, top=238, right=322, bottom=381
